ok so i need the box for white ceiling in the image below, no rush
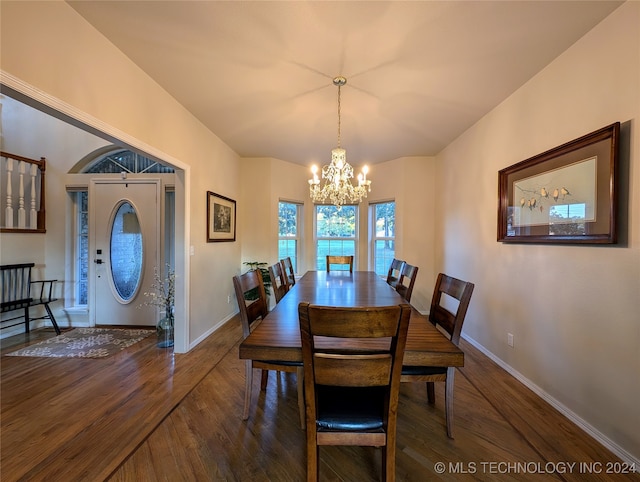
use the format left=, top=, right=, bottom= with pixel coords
left=68, top=1, right=622, bottom=167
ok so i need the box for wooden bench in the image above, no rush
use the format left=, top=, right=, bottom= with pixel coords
left=1, top=263, right=61, bottom=335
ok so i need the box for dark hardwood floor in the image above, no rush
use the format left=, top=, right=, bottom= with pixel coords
left=1, top=319, right=637, bottom=481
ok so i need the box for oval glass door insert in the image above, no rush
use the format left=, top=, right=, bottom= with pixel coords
left=110, top=201, right=143, bottom=302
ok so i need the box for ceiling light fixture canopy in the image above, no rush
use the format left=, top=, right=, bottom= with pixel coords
left=308, top=76, right=371, bottom=209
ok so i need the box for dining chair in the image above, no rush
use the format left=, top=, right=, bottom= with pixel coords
left=395, top=262, right=418, bottom=302
left=401, top=272, right=474, bottom=438
left=386, top=258, right=405, bottom=289
left=298, top=302, right=412, bottom=482
left=268, top=262, right=288, bottom=304
left=233, top=269, right=304, bottom=427
left=280, top=257, right=296, bottom=289
left=325, top=255, right=353, bottom=273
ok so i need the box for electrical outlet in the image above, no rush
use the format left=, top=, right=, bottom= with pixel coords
left=507, top=333, right=514, bottom=347
left=227, top=294, right=231, bottom=304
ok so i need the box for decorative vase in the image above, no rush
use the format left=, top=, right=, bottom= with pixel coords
left=156, top=315, right=174, bottom=348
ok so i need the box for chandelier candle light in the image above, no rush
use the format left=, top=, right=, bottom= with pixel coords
left=309, top=76, right=371, bottom=208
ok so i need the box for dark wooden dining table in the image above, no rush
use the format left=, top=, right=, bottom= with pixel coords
left=239, top=270, right=464, bottom=369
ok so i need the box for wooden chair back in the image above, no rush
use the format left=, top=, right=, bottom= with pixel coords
left=386, top=258, right=405, bottom=288
left=325, top=255, right=353, bottom=273
left=232, top=269, right=268, bottom=338
left=298, top=302, right=412, bottom=481
left=429, top=273, right=475, bottom=346
left=280, top=257, right=296, bottom=289
left=395, top=263, right=418, bottom=302
left=268, top=262, right=288, bottom=304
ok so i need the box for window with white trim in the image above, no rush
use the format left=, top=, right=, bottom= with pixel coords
left=371, top=201, right=396, bottom=276
left=75, top=190, right=89, bottom=306
left=278, top=201, right=301, bottom=274
left=315, top=205, right=357, bottom=271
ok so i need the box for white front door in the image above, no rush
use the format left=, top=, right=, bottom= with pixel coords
left=90, top=180, right=160, bottom=326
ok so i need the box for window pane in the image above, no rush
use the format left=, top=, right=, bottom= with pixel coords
left=278, top=202, right=300, bottom=273
left=374, top=202, right=395, bottom=237
left=80, top=213, right=89, bottom=235
left=164, top=190, right=175, bottom=273
left=78, top=280, right=88, bottom=305
left=374, top=239, right=395, bottom=276
left=317, top=240, right=355, bottom=270
left=110, top=202, right=143, bottom=301
left=77, top=191, right=89, bottom=307
left=85, top=150, right=174, bottom=174
left=372, top=202, right=396, bottom=276
left=316, top=205, right=356, bottom=237
left=278, top=202, right=297, bottom=236
left=278, top=239, right=297, bottom=272
left=80, top=190, right=88, bottom=211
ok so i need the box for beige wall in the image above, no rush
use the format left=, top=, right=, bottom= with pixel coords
left=436, top=1, right=639, bottom=462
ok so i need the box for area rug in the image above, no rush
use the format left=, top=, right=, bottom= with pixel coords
left=5, top=327, right=154, bottom=359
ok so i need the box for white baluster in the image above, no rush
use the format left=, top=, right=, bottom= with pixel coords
left=18, top=161, right=26, bottom=228
left=4, top=157, right=14, bottom=228
left=30, top=163, right=38, bottom=229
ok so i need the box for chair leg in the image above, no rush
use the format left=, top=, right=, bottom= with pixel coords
left=260, top=369, right=269, bottom=390
left=43, top=302, right=61, bottom=335
left=243, top=360, right=253, bottom=420
left=426, top=382, right=436, bottom=404
left=23, top=307, right=30, bottom=333
left=445, top=367, right=455, bottom=438
left=306, top=440, right=319, bottom=482
left=296, top=366, right=305, bottom=429
left=382, top=444, right=395, bottom=481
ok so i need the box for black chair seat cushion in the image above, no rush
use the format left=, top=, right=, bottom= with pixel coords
left=315, top=385, right=386, bottom=431
left=401, top=365, right=447, bottom=376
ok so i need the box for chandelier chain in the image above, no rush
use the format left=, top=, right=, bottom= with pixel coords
left=337, top=83, right=341, bottom=149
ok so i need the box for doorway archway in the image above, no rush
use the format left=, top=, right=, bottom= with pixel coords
left=1, top=78, right=190, bottom=352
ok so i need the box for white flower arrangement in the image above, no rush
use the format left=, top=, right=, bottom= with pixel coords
left=142, top=265, right=175, bottom=322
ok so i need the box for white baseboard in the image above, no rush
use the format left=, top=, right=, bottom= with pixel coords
left=0, top=319, right=67, bottom=339
left=0, top=324, right=29, bottom=339
left=188, top=313, right=236, bottom=350
left=462, top=334, right=639, bottom=468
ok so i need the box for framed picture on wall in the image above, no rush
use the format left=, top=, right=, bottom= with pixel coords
left=207, top=191, right=236, bottom=242
left=497, top=122, right=619, bottom=244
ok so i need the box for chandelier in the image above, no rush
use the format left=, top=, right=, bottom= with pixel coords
left=308, top=76, right=371, bottom=208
